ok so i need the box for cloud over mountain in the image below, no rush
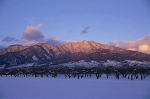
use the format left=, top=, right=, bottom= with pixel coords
left=23, top=24, right=44, bottom=41
left=109, top=35, right=150, bottom=54
left=22, top=24, right=64, bottom=46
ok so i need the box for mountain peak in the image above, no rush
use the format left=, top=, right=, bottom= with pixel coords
left=60, top=40, right=117, bottom=53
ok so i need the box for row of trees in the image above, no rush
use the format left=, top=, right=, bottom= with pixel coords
left=0, top=66, right=150, bottom=80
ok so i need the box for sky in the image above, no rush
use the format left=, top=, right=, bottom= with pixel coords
left=0, top=0, right=150, bottom=53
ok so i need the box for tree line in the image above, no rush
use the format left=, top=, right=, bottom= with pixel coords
left=0, top=65, right=150, bottom=80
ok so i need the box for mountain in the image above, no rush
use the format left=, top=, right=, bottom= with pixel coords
left=0, top=45, right=28, bottom=55
left=0, top=40, right=150, bottom=67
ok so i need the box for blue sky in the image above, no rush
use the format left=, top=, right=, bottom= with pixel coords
left=0, top=0, right=150, bottom=47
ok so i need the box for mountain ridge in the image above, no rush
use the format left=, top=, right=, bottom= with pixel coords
left=0, top=40, right=150, bottom=66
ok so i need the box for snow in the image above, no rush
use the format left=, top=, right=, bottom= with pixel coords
left=0, top=77, right=150, bottom=99
left=42, top=46, right=50, bottom=54
left=32, top=56, right=38, bottom=61
left=60, top=60, right=150, bottom=67
left=8, top=63, right=35, bottom=69
left=124, top=60, right=150, bottom=67
left=61, top=60, right=99, bottom=67
left=1, top=60, right=150, bottom=69
left=103, top=60, right=121, bottom=67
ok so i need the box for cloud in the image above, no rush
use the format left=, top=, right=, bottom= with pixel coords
left=109, top=35, right=150, bottom=54
left=2, top=36, right=18, bottom=42
left=81, top=26, right=90, bottom=34
left=23, top=24, right=44, bottom=41
left=138, top=44, right=150, bottom=52
left=22, top=24, right=64, bottom=46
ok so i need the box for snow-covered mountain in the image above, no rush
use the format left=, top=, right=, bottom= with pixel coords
left=0, top=40, right=150, bottom=67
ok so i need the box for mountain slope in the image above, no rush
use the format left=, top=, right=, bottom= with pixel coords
left=0, top=45, right=28, bottom=55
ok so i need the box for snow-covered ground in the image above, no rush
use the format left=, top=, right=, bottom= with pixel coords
left=60, top=60, right=150, bottom=67
left=1, top=60, right=150, bottom=69
left=0, top=77, right=150, bottom=99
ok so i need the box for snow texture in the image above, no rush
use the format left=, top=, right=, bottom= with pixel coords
left=0, top=77, right=150, bottom=99
left=61, top=60, right=100, bottom=67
